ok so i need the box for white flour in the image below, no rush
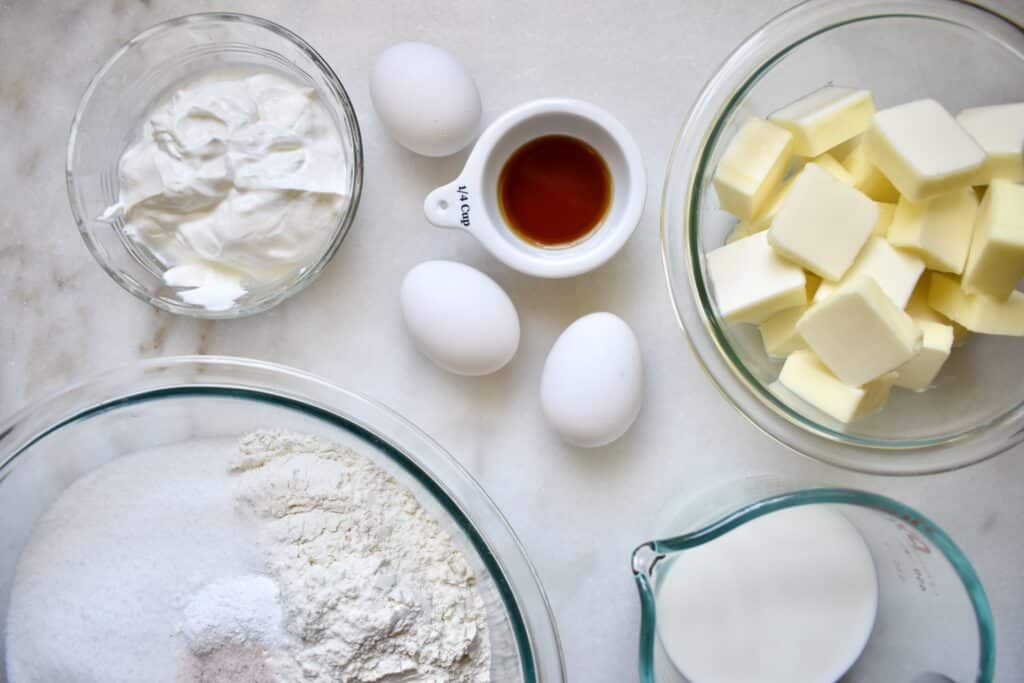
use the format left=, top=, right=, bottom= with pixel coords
left=5, top=432, right=491, bottom=682
left=232, top=430, right=491, bottom=682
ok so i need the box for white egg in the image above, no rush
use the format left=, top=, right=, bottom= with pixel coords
left=370, top=42, right=482, bottom=157
left=540, top=313, right=644, bottom=448
left=401, top=261, right=520, bottom=376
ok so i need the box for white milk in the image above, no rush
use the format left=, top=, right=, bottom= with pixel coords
left=655, top=505, right=878, bottom=683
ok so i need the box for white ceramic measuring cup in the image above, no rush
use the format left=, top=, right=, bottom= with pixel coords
left=423, top=98, right=645, bottom=278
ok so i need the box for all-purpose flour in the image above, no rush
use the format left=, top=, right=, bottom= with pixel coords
left=5, top=432, right=491, bottom=682
left=232, top=431, right=491, bottom=682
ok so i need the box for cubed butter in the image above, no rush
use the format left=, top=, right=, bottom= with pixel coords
left=929, top=272, right=1024, bottom=336
left=725, top=221, right=758, bottom=244
left=760, top=305, right=809, bottom=357
left=706, top=230, right=807, bottom=325
left=873, top=202, right=896, bottom=236
left=842, top=140, right=901, bottom=202
left=894, top=321, right=953, bottom=391
left=830, top=134, right=863, bottom=163
left=714, top=117, right=794, bottom=221
left=961, top=180, right=1024, bottom=299
left=768, top=163, right=878, bottom=280
left=865, top=99, right=985, bottom=201
left=805, top=153, right=855, bottom=185
left=812, top=236, right=924, bottom=308
left=906, top=276, right=970, bottom=346
left=779, top=349, right=896, bottom=423
left=956, top=103, right=1024, bottom=184
left=769, top=87, right=875, bottom=157
left=887, top=187, right=978, bottom=274
left=797, top=275, right=922, bottom=386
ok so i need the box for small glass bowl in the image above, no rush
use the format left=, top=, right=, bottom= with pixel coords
left=67, top=13, right=363, bottom=318
left=662, top=0, right=1024, bottom=475
left=0, top=356, right=566, bottom=681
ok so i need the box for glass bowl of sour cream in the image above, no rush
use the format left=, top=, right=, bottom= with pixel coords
left=662, top=0, right=1024, bottom=475
left=67, top=13, right=363, bottom=318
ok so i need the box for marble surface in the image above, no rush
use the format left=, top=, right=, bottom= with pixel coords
left=1, top=0, right=1022, bottom=680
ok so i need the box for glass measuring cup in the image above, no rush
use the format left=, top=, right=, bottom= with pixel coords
left=632, top=478, right=994, bottom=682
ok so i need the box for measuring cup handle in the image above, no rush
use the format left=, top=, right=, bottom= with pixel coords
left=423, top=180, right=470, bottom=230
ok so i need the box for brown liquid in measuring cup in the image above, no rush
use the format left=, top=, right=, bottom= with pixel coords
left=498, top=135, right=612, bottom=246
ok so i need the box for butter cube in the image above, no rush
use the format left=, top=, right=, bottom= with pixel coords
left=887, top=187, right=978, bottom=274
left=956, top=103, right=1024, bottom=184
left=740, top=175, right=798, bottom=235
left=760, top=305, right=809, bottom=357
left=906, top=277, right=969, bottom=346
left=714, top=117, right=794, bottom=220
left=894, top=320, right=953, bottom=391
left=803, top=153, right=855, bottom=185
left=797, top=275, right=922, bottom=386
left=873, top=202, right=896, bottom=236
left=830, top=134, right=863, bottom=163
left=813, top=236, right=924, bottom=309
left=929, top=272, right=1024, bottom=336
left=842, top=141, right=901, bottom=202
left=768, top=163, right=878, bottom=280
left=961, top=180, right=1024, bottom=299
left=865, top=99, right=985, bottom=201
left=706, top=231, right=807, bottom=325
left=779, top=350, right=896, bottom=423
left=770, top=87, right=875, bottom=157
left=725, top=221, right=757, bottom=244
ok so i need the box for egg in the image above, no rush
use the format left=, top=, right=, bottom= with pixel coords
left=540, top=313, right=644, bottom=448
left=401, top=261, right=520, bottom=376
left=370, top=42, right=482, bottom=157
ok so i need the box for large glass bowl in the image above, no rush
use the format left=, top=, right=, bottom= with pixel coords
left=67, top=13, right=363, bottom=319
left=662, top=0, right=1024, bottom=475
left=0, top=357, right=565, bottom=682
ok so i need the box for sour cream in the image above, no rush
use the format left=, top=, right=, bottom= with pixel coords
left=104, top=70, right=349, bottom=311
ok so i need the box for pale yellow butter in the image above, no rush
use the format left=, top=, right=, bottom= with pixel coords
left=769, top=87, right=875, bottom=157
left=865, top=99, right=985, bottom=201
left=906, top=277, right=969, bottom=346
left=894, top=320, right=954, bottom=391
left=812, top=236, right=924, bottom=309
left=842, top=140, right=900, bottom=203
left=713, top=117, right=794, bottom=221
left=707, top=230, right=807, bottom=325
left=929, top=272, right=1024, bottom=336
left=873, top=202, right=896, bottom=236
left=779, top=349, right=896, bottom=423
left=887, top=187, right=978, bottom=274
left=956, top=103, right=1024, bottom=184
left=797, top=275, right=922, bottom=386
left=961, top=180, right=1024, bottom=299
left=767, top=163, right=877, bottom=281
left=760, top=305, right=809, bottom=357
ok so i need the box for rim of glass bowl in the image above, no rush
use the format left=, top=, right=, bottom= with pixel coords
left=66, top=12, right=364, bottom=319
left=0, top=356, right=566, bottom=683
left=660, top=0, right=1024, bottom=476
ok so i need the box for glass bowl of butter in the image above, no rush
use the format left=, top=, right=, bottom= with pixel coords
left=662, top=0, right=1024, bottom=474
left=67, top=13, right=363, bottom=318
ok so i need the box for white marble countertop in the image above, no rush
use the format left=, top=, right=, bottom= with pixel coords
left=1, top=0, right=1022, bottom=680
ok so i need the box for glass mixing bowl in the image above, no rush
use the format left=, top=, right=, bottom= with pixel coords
left=0, top=357, right=565, bottom=682
left=662, top=0, right=1024, bottom=475
left=67, top=13, right=363, bottom=319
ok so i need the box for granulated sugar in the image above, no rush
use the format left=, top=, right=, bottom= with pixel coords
left=5, top=438, right=263, bottom=682
left=5, top=432, right=492, bottom=682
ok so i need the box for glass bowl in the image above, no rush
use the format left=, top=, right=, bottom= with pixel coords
left=662, top=0, right=1024, bottom=475
left=67, top=13, right=363, bottom=319
left=0, top=356, right=565, bottom=682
